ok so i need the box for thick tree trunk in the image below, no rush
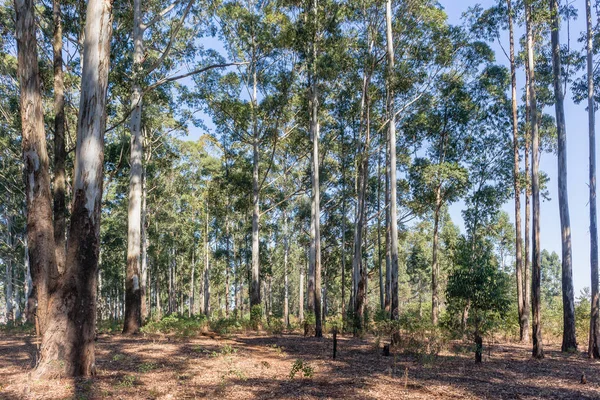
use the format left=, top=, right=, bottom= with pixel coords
left=386, top=0, right=399, bottom=321
left=526, top=3, right=544, bottom=359
left=15, top=0, right=58, bottom=335
left=123, top=0, right=144, bottom=334
left=52, top=0, right=67, bottom=276
left=507, top=0, right=526, bottom=343
left=586, top=0, right=600, bottom=359
left=140, top=167, right=148, bottom=321
left=35, top=0, right=112, bottom=376
left=549, top=0, right=577, bottom=352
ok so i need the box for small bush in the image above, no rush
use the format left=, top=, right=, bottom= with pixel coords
left=137, top=362, right=157, bottom=373
left=289, top=359, right=314, bottom=379
left=266, top=317, right=285, bottom=335
left=250, top=305, right=263, bottom=330
left=118, top=375, right=137, bottom=388
left=140, top=314, right=208, bottom=337
left=210, top=317, right=243, bottom=335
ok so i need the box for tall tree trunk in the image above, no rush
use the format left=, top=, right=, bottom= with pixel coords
left=35, top=0, right=112, bottom=376
left=352, top=63, right=371, bottom=334
left=340, top=122, right=347, bottom=324
left=250, top=60, right=261, bottom=312
left=526, top=2, right=544, bottom=359
left=283, top=209, right=290, bottom=327
left=140, top=165, right=148, bottom=321
left=15, top=0, right=58, bottom=335
left=384, top=136, right=391, bottom=315
left=204, top=205, right=211, bottom=318
left=377, top=134, right=384, bottom=311
left=507, top=0, right=526, bottom=343
left=299, top=259, right=305, bottom=322
left=123, top=0, right=144, bottom=334
left=524, top=58, right=531, bottom=343
left=225, top=197, right=230, bottom=317
left=386, top=0, right=399, bottom=321
left=550, top=0, right=577, bottom=352
left=4, top=209, right=13, bottom=322
left=52, top=0, right=67, bottom=275
left=431, top=190, right=442, bottom=326
left=586, top=0, right=600, bottom=359
left=190, top=250, right=195, bottom=317
left=310, top=11, right=323, bottom=337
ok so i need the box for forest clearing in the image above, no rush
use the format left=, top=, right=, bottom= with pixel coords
left=6, top=0, right=600, bottom=397
left=2, top=327, right=600, bottom=400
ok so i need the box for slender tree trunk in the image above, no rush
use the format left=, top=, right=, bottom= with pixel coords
left=586, top=0, right=600, bottom=359
left=283, top=209, right=290, bottom=327
left=507, top=0, right=526, bottom=343
left=190, top=250, right=195, bottom=317
left=352, top=64, right=371, bottom=334
left=340, top=124, right=347, bottom=324
left=52, top=0, right=67, bottom=275
left=526, top=2, right=544, bottom=359
left=384, top=136, right=391, bottom=315
left=225, top=197, right=231, bottom=317
left=35, top=0, right=112, bottom=376
left=204, top=205, right=211, bottom=318
left=378, top=135, right=384, bottom=311
left=250, top=60, right=261, bottom=312
left=386, top=0, right=399, bottom=321
left=550, top=0, right=577, bottom=352
left=123, top=0, right=144, bottom=334
left=4, top=210, right=13, bottom=322
left=308, top=0, right=322, bottom=337
left=524, top=60, right=531, bottom=343
left=299, top=259, right=305, bottom=322
left=431, top=191, right=442, bottom=326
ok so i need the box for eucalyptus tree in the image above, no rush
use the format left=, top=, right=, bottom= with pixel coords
left=585, top=0, right=600, bottom=359
left=205, top=0, right=295, bottom=317
left=549, top=0, right=577, bottom=352
left=121, top=0, right=224, bottom=333
left=526, top=0, right=544, bottom=359
left=14, top=0, right=114, bottom=376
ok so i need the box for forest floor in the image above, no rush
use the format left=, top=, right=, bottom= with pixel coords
left=1, top=330, right=600, bottom=399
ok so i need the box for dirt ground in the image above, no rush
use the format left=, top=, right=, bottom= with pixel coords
left=1, top=331, right=600, bottom=399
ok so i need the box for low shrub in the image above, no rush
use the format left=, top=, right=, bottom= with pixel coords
left=140, top=314, right=208, bottom=336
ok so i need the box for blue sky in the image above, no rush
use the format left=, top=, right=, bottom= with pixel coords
left=184, top=0, right=595, bottom=293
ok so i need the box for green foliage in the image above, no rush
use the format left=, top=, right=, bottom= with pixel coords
left=266, top=317, right=285, bottom=335
left=446, top=236, right=511, bottom=340
left=140, top=314, right=208, bottom=336
left=137, top=362, right=158, bottom=373
left=250, top=305, right=263, bottom=330
left=289, top=359, right=314, bottom=379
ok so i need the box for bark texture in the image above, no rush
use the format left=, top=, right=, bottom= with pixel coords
left=526, top=2, right=544, bottom=359
left=586, top=0, right=600, bottom=359
left=123, top=0, right=144, bottom=334
left=35, top=0, right=113, bottom=376
left=549, top=0, right=577, bottom=352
